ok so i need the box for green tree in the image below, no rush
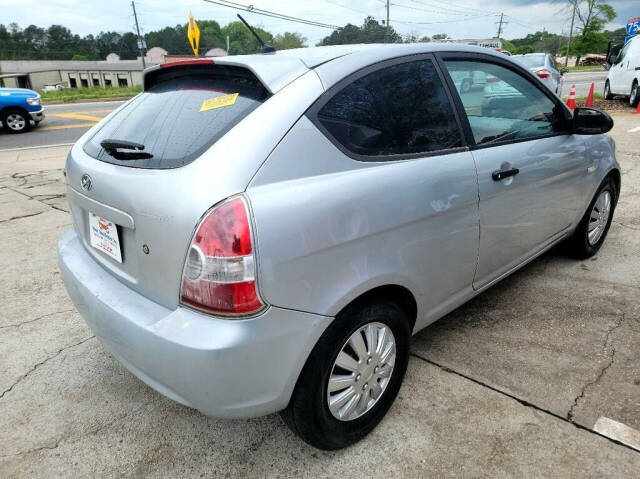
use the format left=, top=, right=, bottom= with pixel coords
left=432, top=33, right=450, bottom=41
left=319, top=16, right=402, bottom=45
left=221, top=21, right=273, bottom=55
left=403, top=33, right=430, bottom=43
left=272, top=32, right=306, bottom=50
left=198, top=20, right=224, bottom=52
left=569, top=1, right=616, bottom=61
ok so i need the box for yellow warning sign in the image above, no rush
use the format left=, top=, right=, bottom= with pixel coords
left=200, top=93, right=239, bottom=112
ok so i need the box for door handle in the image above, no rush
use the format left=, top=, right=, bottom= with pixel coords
left=492, top=168, right=520, bottom=181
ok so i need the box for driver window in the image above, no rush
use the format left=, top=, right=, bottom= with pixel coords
left=444, top=60, right=564, bottom=145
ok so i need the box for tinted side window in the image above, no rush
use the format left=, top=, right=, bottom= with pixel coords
left=444, top=60, right=564, bottom=145
left=316, top=59, right=462, bottom=158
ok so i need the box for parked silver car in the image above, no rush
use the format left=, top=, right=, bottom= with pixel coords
left=58, top=44, right=619, bottom=450
left=512, top=53, right=565, bottom=93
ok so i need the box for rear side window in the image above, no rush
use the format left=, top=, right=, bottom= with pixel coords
left=314, top=58, right=462, bottom=159
left=84, top=67, right=268, bottom=168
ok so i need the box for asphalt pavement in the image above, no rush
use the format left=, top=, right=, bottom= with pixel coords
left=559, top=70, right=609, bottom=100
left=0, top=101, right=125, bottom=151
left=1, top=112, right=639, bottom=477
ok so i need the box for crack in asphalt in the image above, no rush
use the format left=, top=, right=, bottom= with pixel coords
left=0, top=170, right=69, bottom=214
left=0, top=398, right=160, bottom=458
left=567, top=312, right=625, bottom=422
left=0, top=335, right=95, bottom=401
left=0, top=309, right=74, bottom=329
left=0, top=210, right=46, bottom=224
left=410, top=349, right=640, bottom=456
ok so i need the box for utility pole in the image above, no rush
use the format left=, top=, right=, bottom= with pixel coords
left=386, top=0, right=390, bottom=43
left=495, top=13, right=507, bottom=39
left=131, top=1, right=146, bottom=70
left=565, top=0, right=577, bottom=67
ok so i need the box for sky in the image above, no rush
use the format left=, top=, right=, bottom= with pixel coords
left=1, top=0, right=637, bottom=47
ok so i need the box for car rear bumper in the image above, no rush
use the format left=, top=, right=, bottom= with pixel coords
left=58, top=228, right=332, bottom=418
left=29, top=108, right=44, bottom=122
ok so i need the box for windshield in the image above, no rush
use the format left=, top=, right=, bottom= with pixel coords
left=83, top=70, right=268, bottom=169
left=513, top=54, right=546, bottom=69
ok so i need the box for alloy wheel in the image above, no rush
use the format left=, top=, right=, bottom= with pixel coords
left=6, top=113, right=27, bottom=131
left=327, top=322, right=396, bottom=421
left=588, top=190, right=612, bottom=245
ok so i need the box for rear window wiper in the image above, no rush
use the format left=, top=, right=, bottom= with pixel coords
left=100, top=139, right=153, bottom=160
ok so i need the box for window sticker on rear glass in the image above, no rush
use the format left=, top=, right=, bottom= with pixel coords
left=200, top=93, right=239, bottom=112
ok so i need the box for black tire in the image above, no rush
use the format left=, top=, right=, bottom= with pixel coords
left=281, top=300, right=410, bottom=450
left=604, top=80, right=614, bottom=100
left=630, top=82, right=639, bottom=108
left=1, top=108, right=30, bottom=134
left=566, top=177, right=617, bottom=259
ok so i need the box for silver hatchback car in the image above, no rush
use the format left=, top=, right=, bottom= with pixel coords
left=59, top=44, right=619, bottom=450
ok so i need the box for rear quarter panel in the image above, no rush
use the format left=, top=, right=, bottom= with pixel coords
left=247, top=116, right=480, bottom=330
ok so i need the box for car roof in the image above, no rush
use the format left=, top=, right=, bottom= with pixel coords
left=213, top=43, right=507, bottom=93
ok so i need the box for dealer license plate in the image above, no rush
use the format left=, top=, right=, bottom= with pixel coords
left=89, top=212, right=122, bottom=263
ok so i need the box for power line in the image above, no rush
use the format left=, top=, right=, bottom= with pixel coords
left=388, top=1, right=477, bottom=17
left=201, top=0, right=339, bottom=30
left=392, top=12, right=496, bottom=26
left=408, top=0, right=495, bottom=16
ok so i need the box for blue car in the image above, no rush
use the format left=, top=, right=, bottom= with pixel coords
left=0, top=87, right=45, bottom=133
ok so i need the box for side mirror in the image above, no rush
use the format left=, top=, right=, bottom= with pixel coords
left=560, top=67, right=569, bottom=75
left=572, top=107, right=614, bottom=135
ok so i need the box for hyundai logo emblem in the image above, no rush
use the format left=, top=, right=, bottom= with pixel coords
left=81, top=174, right=92, bottom=191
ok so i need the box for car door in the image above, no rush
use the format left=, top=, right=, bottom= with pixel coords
left=439, top=53, right=590, bottom=289
left=622, top=38, right=640, bottom=93
left=610, top=42, right=631, bottom=93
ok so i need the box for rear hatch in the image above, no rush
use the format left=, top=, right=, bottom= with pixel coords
left=64, top=59, right=312, bottom=310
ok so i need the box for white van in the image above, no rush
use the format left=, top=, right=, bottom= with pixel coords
left=605, top=35, right=640, bottom=107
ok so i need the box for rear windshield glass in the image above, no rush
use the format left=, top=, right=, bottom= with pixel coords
left=513, top=54, right=545, bottom=69
left=83, top=69, right=268, bottom=168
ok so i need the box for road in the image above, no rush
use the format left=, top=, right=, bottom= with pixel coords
left=1, top=113, right=639, bottom=477
left=559, top=70, right=609, bottom=100
left=0, top=100, right=125, bottom=151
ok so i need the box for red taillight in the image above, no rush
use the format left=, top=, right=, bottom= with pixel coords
left=535, top=69, right=551, bottom=79
left=180, top=196, right=265, bottom=316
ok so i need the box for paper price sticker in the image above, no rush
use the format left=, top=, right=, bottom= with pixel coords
left=200, top=93, right=239, bottom=112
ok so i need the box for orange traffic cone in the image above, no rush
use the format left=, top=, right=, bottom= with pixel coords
left=634, top=102, right=640, bottom=114
left=566, top=84, right=576, bottom=110
left=585, top=82, right=595, bottom=107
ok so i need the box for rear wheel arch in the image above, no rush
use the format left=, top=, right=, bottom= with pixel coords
left=605, top=168, right=621, bottom=201
left=335, top=284, right=417, bottom=332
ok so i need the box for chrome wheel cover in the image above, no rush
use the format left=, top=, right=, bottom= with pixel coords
left=327, top=322, right=396, bottom=421
left=588, top=190, right=612, bottom=246
left=6, top=113, right=26, bottom=131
